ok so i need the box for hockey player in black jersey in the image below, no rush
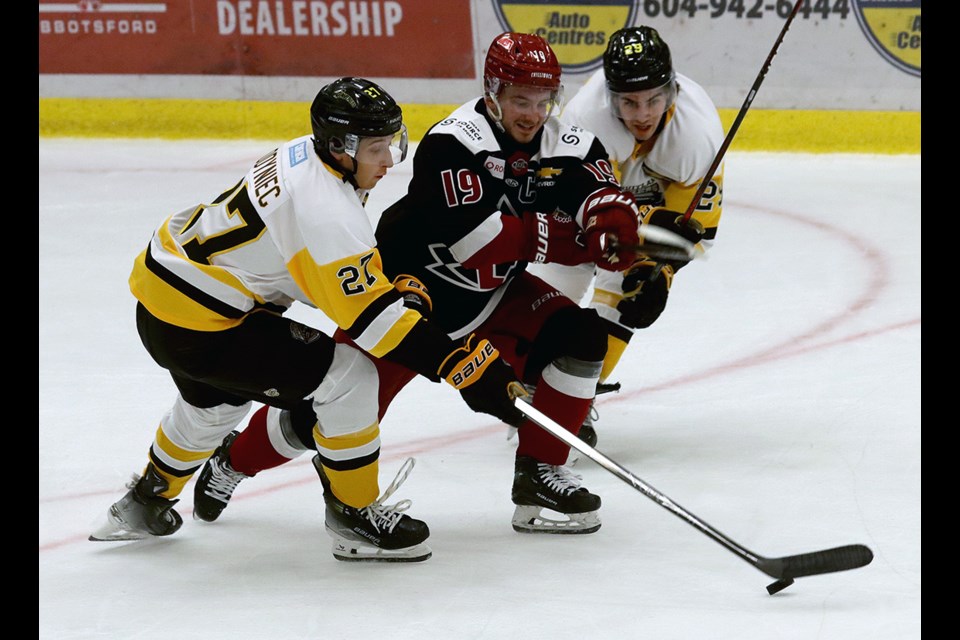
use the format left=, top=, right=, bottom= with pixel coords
left=370, top=32, right=642, bottom=534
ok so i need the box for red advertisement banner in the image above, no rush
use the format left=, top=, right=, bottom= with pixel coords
left=39, top=1, right=475, bottom=78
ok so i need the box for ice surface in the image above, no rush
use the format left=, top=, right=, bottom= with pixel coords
left=39, top=139, right=920, bottom=640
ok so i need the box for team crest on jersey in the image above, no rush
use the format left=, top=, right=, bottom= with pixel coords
left=491, top=0, right=637, bottom=72
left=852, top=0, right=920, bottom=77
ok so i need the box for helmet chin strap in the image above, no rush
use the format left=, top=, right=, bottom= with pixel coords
left=316, top=140, right=360, bottom=185
left=342, top=154, right=359, bottom=176
left=328, top=140, right=360, bottom=178
left=484, top=92, right=506, bottom=133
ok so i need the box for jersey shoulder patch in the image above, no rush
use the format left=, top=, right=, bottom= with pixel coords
left=539, top=117, right=597, bottom=161
left=429, top=100, right=500, bottom=155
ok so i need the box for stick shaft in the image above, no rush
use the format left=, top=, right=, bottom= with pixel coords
left=515, top=399, right=763, bottom=565
left=681, top=0, right=803, bottom=221
left=514, top=398, right=873, bottom=583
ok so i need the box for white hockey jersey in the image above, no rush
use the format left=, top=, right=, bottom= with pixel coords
left=129, top=134, right=419, bottom=359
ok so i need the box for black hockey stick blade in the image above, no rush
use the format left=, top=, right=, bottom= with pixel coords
left=512, top=397, right=874, bottom=594
left=757, top=544, right=874, bottom=581
left=761, top=545, right=873, bottom=594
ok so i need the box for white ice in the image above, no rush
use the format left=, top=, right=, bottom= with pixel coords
left=39, top=138, right=920, bottom=640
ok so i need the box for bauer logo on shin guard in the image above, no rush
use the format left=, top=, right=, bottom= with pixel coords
left=451, top=341, right=496, bottom=388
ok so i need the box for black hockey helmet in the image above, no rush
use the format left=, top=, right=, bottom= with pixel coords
left=603, top=26, right=675, bottom=93
left=310, top=77, right=407, bottom=163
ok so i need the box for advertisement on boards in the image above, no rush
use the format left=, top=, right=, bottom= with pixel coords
left=39, top=0, right=475, bottom=78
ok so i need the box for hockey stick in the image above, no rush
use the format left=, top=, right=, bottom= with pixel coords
left=679, top=0, right=803, bottom=224
left=513, top=397, right=873, bottom=595
left=616, top=0, right=804, bottom=271
left=614, top=222, right=701, bottom=263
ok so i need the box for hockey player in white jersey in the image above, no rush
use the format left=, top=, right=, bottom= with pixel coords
left=528, top=26, right=725, bottom=446
left=89, top=77, right=525, bottom=562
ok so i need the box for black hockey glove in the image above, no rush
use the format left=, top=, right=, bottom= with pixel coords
left=616, top=260, right=674, bottom=329
left=643, top=208, right=705, bottom=270
left=438, top=334, right=526, bottom=427
left=393, top=274, right=432, bottom=319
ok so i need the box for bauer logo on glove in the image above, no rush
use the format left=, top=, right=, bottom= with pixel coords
left=440, top=336, right=498, bottom=389
left=579, top=187, right=641, bottom=270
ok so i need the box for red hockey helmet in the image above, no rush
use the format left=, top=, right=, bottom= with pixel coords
left=483, top=32, right=562, bottom=96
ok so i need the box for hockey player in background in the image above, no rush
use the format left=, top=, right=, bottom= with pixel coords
left=89, top=77, right=526, bottom=563
left=195, top=32, right=643, bottom=537
left=527, top=26, right=725, bottom=447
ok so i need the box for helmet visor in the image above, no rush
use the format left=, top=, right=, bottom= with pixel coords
left=345, top=124, right=409, bottom=165
left=608, top=81, right=677, bottom=122
left=487, top=80, right=564, bottom=120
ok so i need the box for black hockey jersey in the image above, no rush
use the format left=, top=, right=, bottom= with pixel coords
left=376, top=98, right=621, bottom=338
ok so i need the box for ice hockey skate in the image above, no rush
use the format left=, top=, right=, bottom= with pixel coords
left=89, top=463, right=183, bottom=541
left=193, top=430, right=249, bottom=522
left=511, top=455, right=601, bottom=534
left=313, top=455, right=431, bottom=562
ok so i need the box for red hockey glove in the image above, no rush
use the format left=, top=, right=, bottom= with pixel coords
left=616, top=260, right=674, bottom=329
left=522, top=210, right=595, bottom=266
left=581, top=187, right=641, bottom=271
left=438, top=334, right=526, bottom=427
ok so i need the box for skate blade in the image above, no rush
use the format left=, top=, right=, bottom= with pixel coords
left=88, top=516, right=150, bottom=542
left=511, top=505, right=601, bottom=535
left=328, top=532, right=432, bottom=563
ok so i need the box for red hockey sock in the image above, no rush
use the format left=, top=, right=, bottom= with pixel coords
left=228, top=406, right=299, bottom=476
left=515, top=379, right=590, bottom=465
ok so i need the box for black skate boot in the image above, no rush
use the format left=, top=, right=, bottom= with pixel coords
left=89, top=463, right=183, bottom=541
left=511, top=456, right=601, bottom=534
left=193, top=431, right=249, bottom=522
left=313, top=455, right=431, bottom=562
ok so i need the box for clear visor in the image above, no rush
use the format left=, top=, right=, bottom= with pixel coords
left=343, top=124, right=408, bottom=165
left=608, top=81, right=677, bottom=122
left=486, top=79, right=564, bottom=119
